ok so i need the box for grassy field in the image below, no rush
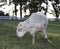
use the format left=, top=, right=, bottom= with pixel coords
left=0, top=20, right=60, bottom=49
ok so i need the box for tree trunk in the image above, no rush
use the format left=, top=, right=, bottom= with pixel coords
left=15, top=4, right=17, bottom=19
left=20, top=3, right=22, bottom=20
left=45, top=0, right=48, bottom=15
left=52, top=4, right=59, bottom=21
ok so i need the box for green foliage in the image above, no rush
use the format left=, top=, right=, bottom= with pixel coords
left=28, top=0, right=44, bottom=15
left=0, top=20, right=60, bottom=49
left=13, top=0, right=19, bottom=4
left=13, top=0, right=28, bottom=4
left=54, top=0, right=60, bottom=4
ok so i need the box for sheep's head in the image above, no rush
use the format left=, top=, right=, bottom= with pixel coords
left=16, top=22, right=26, bottom=38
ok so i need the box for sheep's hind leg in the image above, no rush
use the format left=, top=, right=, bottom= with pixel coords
left=42, top=29, right=53, bottom=45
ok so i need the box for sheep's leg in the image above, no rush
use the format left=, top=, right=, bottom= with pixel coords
left=42, top=29, right=53, bottom=44
left=32, top=34, right=35, bottom=44
left=42, top=29, right=48, bottom=39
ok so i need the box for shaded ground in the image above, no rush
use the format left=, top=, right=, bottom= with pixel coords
left=0, top=20, right=60, bottom=49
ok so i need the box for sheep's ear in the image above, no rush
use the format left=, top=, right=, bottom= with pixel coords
left=20, top=22, right=23, bottom=26
left=18, top=22, right=22, bottom=26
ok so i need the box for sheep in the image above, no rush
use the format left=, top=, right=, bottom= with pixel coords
left=16, top=12, right=48, bottom=44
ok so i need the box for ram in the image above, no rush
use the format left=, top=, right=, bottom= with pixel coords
left=16, top=12, right=48, bottom=44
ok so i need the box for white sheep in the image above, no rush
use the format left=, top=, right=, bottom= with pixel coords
left=16, top=12, right=48, bottom=44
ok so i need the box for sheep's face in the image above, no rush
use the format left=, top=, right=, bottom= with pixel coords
left=17, top=27, right=26, bottom=38
left=17, top=31, right=26, bottom=38
left=16, top=23, right=26, bottom=38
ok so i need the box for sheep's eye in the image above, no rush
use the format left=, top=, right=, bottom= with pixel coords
left=20, top=28, right=22, bottom=30
left=20, top=24, right=22, bottom=26
left=18, top=28, right=22, bottom=32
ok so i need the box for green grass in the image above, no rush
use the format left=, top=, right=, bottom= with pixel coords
left=0, top=20, right=60, bottom=49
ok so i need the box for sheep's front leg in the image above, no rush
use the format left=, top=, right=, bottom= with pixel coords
left=32, top=34, right=35, bottom=44
left=42, top=29, right=48, bottom=39
left=31, top=33, right=35, bottom=45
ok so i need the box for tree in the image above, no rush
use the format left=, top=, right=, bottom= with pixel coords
left=0, top=11, right=4, bottom=16
left=44, top=0, right=48, bottom=15
left=27, top=0, right=44, bottom=15
left=13, top=0, right=19, bottom=19
left=13, top=0, right=28, bottom=20
left=49, top=0, right=60, bottom=21
left=52, top=3, right=59, bottom=21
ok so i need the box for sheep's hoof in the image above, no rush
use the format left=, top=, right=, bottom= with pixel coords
left=45, top=38, right=48, bottom=41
